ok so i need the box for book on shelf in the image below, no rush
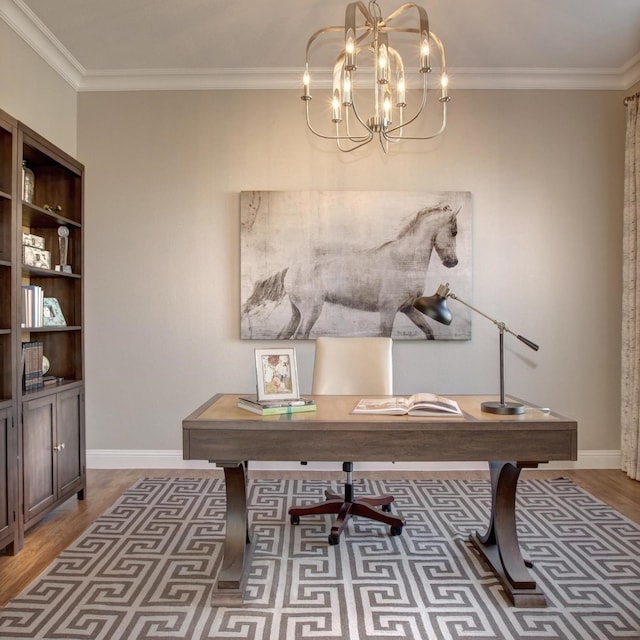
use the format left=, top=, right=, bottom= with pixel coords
left=352, top=393, right=463, bottom=417
left=43, top=375, right=64, bottom=387
left=22, top=341, right=44, bottom=391
left=237, top=396, right=317, bottom=416
left=21, top=285, right=44, bottom=328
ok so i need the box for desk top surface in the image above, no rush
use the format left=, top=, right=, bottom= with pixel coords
left=182, top=394, right=577, bottom=462
left=183, top=394, right=575, bottom=430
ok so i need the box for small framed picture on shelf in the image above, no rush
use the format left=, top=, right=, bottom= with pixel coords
left=254, top=348, right=299, bottom=402
left=43, top=297, right=66, bottom=326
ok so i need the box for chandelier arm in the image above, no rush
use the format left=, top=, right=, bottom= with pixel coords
left=349, top=98, right=376, bottom=135
left=353, top=1, right=375, bottom=24
left=430, top=32, right=446, bottom=66
left=384, top=102, right=448, bottom=141
left=342, top=107, right=374, bottom=142
left=383, top=2, right=426, bottom=25
left=305, top=102, right=371, bottom=142
left=338, top=131, right=376, bottom=152
left=305, top=25, right=346, bottom=62
left=384, top=72, right=429, bottom=135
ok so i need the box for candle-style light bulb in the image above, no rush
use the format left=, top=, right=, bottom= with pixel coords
left=420, top=38, right=430, bottom=72
left=377, top=44, right=389, bottom=84
left=345, top=33, right=356, bottom=70
left=302, top=66, right=311, bottom=100
left=332, top=91, right=342, bottom=123
left=383, top=94, right=392, bottom=126
left=440, top=72, right=449, bottom=101
left=396, top=76, right=406, bottom=107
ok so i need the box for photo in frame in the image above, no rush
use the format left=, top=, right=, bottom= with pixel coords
left=254, top=348, right=299, bottom=402
left=43, top=297, right=66, bottom=326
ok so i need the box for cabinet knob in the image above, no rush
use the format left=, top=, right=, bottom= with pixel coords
left=53, top=443, right=66, bottom=452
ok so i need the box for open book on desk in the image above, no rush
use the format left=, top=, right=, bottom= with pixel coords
left=352, top=393, right=462, bottom=417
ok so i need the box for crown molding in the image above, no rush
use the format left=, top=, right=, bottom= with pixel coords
left=3, top=0, right=640, bottom=94
left=77, top=65, right=640, bottom=93
left=0, top=0, right=85, bottom=89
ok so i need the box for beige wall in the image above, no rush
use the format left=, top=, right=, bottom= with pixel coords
left=0, top=21, right=77, bottom=155
left=0, top=12, right=628, bottom=466
left=78, top=88, right=624, bottom=459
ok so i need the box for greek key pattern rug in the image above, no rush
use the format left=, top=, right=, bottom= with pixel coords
left=1, top=477, right=639, bottom=640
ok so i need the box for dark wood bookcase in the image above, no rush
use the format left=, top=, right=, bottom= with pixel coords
left=0, top=109, right=18, bottom=555
left=0, top=108, right=85, bottom=554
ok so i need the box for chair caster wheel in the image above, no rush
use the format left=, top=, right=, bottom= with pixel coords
left=328, top=533, right=340, bottom=545
left=390, top=525, right=403, bottom=536
left=290, top=515, right=300, bottom=525
left=382, top=504, right=392, bottom=512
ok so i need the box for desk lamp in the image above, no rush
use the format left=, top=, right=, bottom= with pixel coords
left=413, top=283, right=539, bottom=415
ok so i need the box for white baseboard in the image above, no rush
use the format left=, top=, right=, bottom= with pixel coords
left=86, top=449, right=622, bottom=471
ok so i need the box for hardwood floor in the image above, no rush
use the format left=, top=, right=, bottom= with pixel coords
left=1, top=467, right=639, bottom=607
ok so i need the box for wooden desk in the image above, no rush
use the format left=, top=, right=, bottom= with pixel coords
left=182, top=394, right=577, bottom=607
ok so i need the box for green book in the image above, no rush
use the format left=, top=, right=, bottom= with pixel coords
left=237, top=397, right=316, bottom=416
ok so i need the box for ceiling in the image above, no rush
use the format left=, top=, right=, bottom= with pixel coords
left=3, top=0, right=640, bottom=92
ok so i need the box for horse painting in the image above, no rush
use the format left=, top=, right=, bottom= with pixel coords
left=241, top=200, right=466, bottom=340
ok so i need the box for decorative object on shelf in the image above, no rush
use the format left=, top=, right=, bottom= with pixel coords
left=21, top=160, right=34, bottom=202
left=42, top=297, right=67, bottom=326
left=413, top=282, right=540, bottom=415
left=55, top=225, right=72, bottom=273
left=302, top=0, right=449, bottom=153
left=254, top=348, right=300, bottom=402
left=22, top=245, right=51, bottom=269
left=42, top=355, right=50, bottom=375
left=22, top=233, right=45, bottom=249
left=43, top=204, right=62, bottom=214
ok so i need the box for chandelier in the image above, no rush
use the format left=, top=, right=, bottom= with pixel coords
left=302, top=0, right=450, bottom=153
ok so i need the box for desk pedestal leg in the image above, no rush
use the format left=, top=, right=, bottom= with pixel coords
left=470, top=461, right=546, bottom=608
left=213, top=461, right=253, bottom=605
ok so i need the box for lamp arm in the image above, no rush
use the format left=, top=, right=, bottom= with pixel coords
left=449, top=293, right=539, bottom=352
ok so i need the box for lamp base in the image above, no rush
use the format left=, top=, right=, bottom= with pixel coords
left=481, top=401, right=525, bottom=415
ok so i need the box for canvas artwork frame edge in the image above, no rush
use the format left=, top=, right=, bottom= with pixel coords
left=240, top=190, right=473, bottom=341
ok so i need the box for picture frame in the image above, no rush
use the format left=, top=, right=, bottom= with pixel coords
left=43, top=297, right=66, bottom=327
left=240, top=190, right=472, bottom=340
left=254, top=348, right=299, bottom=402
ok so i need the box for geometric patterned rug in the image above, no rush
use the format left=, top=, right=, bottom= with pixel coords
left=0, top=477, right=639, bottom=640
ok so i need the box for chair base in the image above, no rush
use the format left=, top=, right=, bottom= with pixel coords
left=289, top=487, right=405, bottom=545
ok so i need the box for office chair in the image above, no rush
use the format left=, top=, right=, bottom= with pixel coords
left=288, top=336, right=405, bottom=545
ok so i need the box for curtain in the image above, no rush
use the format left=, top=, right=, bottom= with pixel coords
left=622, top=94, right=640, bottom=480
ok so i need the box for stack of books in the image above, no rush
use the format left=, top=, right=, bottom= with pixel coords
left=22, top=341, right=44, bottom=391
left=237, top=396, right=316, bottom=416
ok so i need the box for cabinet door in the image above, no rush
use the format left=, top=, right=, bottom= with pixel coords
left=22, top=395, right=56, bottom=522
left=0, top=407, right=14, bottom=548
left=56, top=387, right=83, bottom=497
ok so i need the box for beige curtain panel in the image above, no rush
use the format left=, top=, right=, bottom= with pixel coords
left=622, top=93, right=640, bottom=480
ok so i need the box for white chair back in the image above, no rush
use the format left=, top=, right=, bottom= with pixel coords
left=311, top=337, right=393, bottom=395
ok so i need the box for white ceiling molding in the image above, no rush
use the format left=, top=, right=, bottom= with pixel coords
left=77, top=68, right=303, bottom=93
left=77, top=66, right=640, bottom=93
left=0, top=0, right=85, bottom=89
left=3, top=0, right=640, bottom=94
